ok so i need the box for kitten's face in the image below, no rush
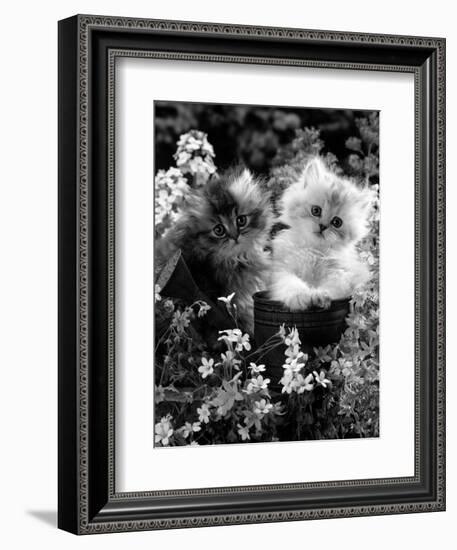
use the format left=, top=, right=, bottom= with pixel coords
left=282, top=157, right=372, bottom=250
left=185, top=168, right=271, bottom=262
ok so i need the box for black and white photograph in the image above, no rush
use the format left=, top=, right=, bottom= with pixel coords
left=0, top=0, right=450, bottom=543
left=154, top=101, right=380, bottom=446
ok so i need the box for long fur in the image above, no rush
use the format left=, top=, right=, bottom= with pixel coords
left=157, top=166, right=273, bottom=332
left=269, top=156, right=373, bottom=310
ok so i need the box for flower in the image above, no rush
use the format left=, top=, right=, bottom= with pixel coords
left=155, top=415, right=174, bottom=446
left=313, top=344, right=335, bottom=363
left=253, top=398, right=273, bottom=417
left=173, top=130, right=216, bottom=182
left=246, top=375, right=270, bottom=394
left=155, top=284, right=162, bottom=302
left=346, top=310, right=368, bottom=330
left=218, top=292, right=235, bottom=306
left=284, top=327, right=301, bottom=347
left=330, top=358, right=353, bottom=377
left=197, top=403, right=211, bottom=424
left=282, top=360, right=302, bottom=377
left=181, top=421, right=202, bottom=438
left=249, top=362, right=266, bottom=374
left=154, top=167, right=190, bottom=232
left=295, top=373, right=314, bottom=393
left=280, top=370, right=314, bottom=394
left=171, top=309, right=191, bottom=332
left=197, top=302, right=211, bottom=318
left=284, top=345, right=306, bottom=365
left=313, top=370, right=331, bottom=388
left=218, top=329, right=251, bottom=352
left=280, top=371, right=295, bottom=394
left=236, top=333, right=251, bottom=352
left=237, top=423, right=251, bottom=441
left=211, top=380, right=243, bottom=416
left=218, top=328, right=242, bottom=343
left=198, top=357, right=214, bottom=379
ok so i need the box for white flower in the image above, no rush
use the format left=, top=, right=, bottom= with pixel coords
left=249, top=362, right=266, bottom=374
left=155, top=284, right=162, bottom=302
left=280, top=371, right=314, bottom=395
left=330, top=358, right=353, bottom=377
left=154, top=167, right=190, bottom=232
left=280, top=371, right=295, bottom=394
left=281, top=354, right=305, bottom=377
left=236, top=333, right=251, bottom=352
left=285, top=327, right=301, bottom=347
left=173, top=130, right=216, bottom=181
left=171, top=309, right=191, bottom=332
left=218, top=292, right=235, bottom=306
left=246, top=375, right=270, bottom=394
left=197, top=302, right=211, bottom=317
left=155, top=415, right=174, bottom=446
left=197, top=403, right=211, bottom=424
left=237, top=423, right=251, bottom=441
left=218, top=328, right=242, bottom=343
left=296, top=373, right=314, bottom=393
left=284, top=345, right=306, bottom=365
left=313, top=370, right=331, bottom=388
left=253, top=398, right=273, bottom=417
left=181, top=421, right=202, bottom=438
left=218, top=329, right=251, bottom=352
left=281, top=366, right=296, bottom=380
left=198, top=357, right=214, bottom=379
left=176, top=151, right=191, bottom=165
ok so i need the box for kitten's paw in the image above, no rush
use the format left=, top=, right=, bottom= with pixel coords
left=310, top=289, right=331, bottom=310
left=282, top=292, right=313, bottom=311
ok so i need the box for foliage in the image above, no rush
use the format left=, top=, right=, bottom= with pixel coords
left=154, top=113, right=380, bottom=444
left=155, top=102, right=375, bottom=175
left=155, top=294, right=339, bottom=446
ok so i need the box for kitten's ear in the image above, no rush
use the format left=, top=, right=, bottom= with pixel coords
left=301, top=157, right=326, bottom=187
left=240, top=167, right=254, bottom=186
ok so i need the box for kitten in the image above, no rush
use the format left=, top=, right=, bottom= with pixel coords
left=270, top=156, right=373, bottom=310
left=157, top=167, right=273, bottom=332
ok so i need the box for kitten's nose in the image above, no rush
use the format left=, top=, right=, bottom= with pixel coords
left=319, top=223, right=327, bottom=232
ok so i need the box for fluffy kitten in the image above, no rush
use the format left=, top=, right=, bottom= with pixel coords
left=270, top=156, right=373, bottom=310
left=157, top=167, right=273, bottom=332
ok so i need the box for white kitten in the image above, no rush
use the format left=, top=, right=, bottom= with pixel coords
left=270, top=156, right=373, bottom=310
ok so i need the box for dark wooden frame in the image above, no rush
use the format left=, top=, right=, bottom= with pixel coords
left=58, top=14, right=446, bottom=534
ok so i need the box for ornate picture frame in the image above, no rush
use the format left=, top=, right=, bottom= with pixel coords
left=58, top=14, right=445, bottom=534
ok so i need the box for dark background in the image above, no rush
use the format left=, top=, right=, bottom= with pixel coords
left=154, top=101, right=377, bottom=175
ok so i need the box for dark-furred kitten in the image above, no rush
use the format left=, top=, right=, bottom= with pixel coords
left=157, top=167, right=273, bottom=333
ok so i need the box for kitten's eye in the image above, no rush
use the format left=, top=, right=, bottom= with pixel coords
left=331, top=216, right=343, bottom=228
left=311, top=205, right=322, bottom=217
left=236, top=215, right=247, bottom=228
left=213, top=224, right=226, bottom=238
